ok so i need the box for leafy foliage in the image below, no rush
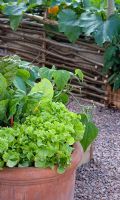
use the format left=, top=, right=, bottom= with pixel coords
left=53, top=69, right=71, bottom=90
left=30, top=78, right=54, bottom=101
left=103, top=36, right=120, bottom=90
left=80, top=114, right=98, bottom=151
left=39, top=66, right=83, bottom=104
left=0, top=56, right=98, bottom=171
left=58, top=9, right=82, bottom=42
left=0, top=56, right=18, bottom=86
left=0, top=0, right=120, bottom=45
left=0, top=101, right=85, bottom=172
left=0, top=56, right=83, bottom=125
left=0, top=56, right=46, bottom=124
left=80, top=12, right=120, bottom=45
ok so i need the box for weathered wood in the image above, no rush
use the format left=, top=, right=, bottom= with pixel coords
left=0, top=15, right=108, bottom=106
left=107, top=85, right=120, bottom=108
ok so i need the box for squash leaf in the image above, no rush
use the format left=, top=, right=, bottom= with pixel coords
left=58, top=9, right=82, bottom=43
left=80, top=12, right=120, bottom=45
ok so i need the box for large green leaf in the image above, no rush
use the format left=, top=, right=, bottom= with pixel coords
left=94, top=14, right=120, bottom=45
left=80, top=12, right=120, bottom=45
left=10, top=15, right=23, bottom=31
left=104, top=14, right=120, bottom=40
left=13, top=76, right=26, bottom=92
left=80, top=122, right=98, bottom=151
left=17, top=69, right=30, bottom=81
left=30, top=78, right=54, bottom=101
left=3, top=2, right=27, bottom=16
left=80, top=12, right=103, bottom=35
left=39, top=67, right=55, bottom=81
left=53, top=70, right=71, bottom=90
left=58, top=9, right=82, bottom=43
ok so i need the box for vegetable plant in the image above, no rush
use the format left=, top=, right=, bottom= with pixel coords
left=0, top=99, right=98, bottom=172
left=0, top=55, right=83, bottom=125
left=0, top=55, right=43, bottom=125
left=0, top=101, right=85, bottom=172
left=39, top=66, right=83, bottom=104
left=0, top=55, right=98, bottom=171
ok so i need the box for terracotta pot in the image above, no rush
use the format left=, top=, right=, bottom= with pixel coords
left=79, top=144, right=94, bottom=166
left=0, top=142, right=82, bottom=200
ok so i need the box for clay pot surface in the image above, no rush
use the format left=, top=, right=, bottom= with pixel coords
left=79, top=144, right=94, bottom=166
left=0, top=142, right=83, bottom=200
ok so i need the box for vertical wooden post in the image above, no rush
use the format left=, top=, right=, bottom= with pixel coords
left=107, top=0, right=116, bottom=17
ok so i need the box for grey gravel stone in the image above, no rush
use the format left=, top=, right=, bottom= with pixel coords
left=68, top=99, right=120, bottom=200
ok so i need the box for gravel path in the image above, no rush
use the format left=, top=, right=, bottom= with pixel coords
left=68, top=100, right=120, bottom=200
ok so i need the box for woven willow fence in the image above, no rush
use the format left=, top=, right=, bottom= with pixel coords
left=0, top=15, right=109, bottom=107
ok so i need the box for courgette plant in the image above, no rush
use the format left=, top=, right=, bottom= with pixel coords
left=0, top=0, right=120, bottom=45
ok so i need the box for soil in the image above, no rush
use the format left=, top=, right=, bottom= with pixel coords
left=68, top=99, right=120, bottom=200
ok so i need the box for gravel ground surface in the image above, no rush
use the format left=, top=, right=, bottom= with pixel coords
left=68, top=100, right=120, bottom=200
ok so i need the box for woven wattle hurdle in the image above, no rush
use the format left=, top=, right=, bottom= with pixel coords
left=0, top=14, right=114, bottom=108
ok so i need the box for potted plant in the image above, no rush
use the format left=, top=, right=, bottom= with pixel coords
left=0, top=56, right=98, bottom=200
